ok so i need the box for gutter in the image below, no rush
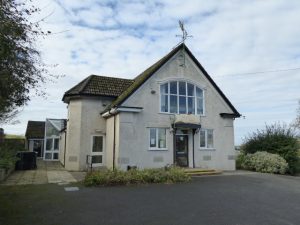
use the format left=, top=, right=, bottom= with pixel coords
left=101, top=106, right=143, bottom=118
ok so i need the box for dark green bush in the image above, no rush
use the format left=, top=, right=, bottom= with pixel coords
left=242, top=123, right=300, bottom=174
left=236, top=152, right=246, bottom=169
left=0, top=140, right=26, bottom=170
left=84, top=167, right=191, bottom=187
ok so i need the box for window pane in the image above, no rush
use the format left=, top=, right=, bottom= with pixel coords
left=188, top=97, right=195, bottom=114
left=197, top=98, right=203, bottom=114
left=45, top=153, right=52, bottom=159
left=93, top=136, right=103, bottom=152
left=170, top=95, right=178, bottom=113
left=158, top=129, right=166, bottom=148
left=46, top=139, right=52, bottom=151
left=207, top=130, right=213, bottom=148
left=150, top=128, right=156, bottom=147
left=196, top=87, right=203, bottom=98
left=170, top=81, right=177, bottom=94
left=92, top=155, right=102, bottom=164
left=53, top=153, right=59, bottom=160
left=187, top=83, right=194, bottom=96
left=179, top=82, right=186, bottom=95
left=54, top=138, right=59, bottom=150
left=160, top=83, right=168, bottom=94
left=179, top=96, right=187, bottom=114
left=200, top=130, right=206, bottom=148
left=160, top=94, right=168, bottom=112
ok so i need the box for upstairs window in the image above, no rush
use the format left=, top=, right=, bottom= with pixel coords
left=160, top=81, right=204, bottom=115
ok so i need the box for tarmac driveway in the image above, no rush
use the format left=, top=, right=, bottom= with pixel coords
left=0, top=172, right=299, bottom=225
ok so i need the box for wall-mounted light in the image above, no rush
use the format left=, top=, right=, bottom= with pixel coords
left=151, top=90, right=156, bottom=94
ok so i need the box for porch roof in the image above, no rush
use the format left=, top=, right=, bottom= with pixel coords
left=25, top=121, right=45, bottom=139
left=172, top=122, right=201, bottom=129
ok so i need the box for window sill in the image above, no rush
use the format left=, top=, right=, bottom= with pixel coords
left=148, top=148, right=168, bottom=151
left=158, top=112, right=206, bottom=117
left=198, top=148, right=216, bottom=151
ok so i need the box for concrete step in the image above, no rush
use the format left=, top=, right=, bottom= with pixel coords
left=184, top=169, right=222, bottom=176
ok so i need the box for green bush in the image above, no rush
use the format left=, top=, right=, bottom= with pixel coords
left=242, top=123, right=300, bottom=174
left=241, top=151, right=288, bottom=174
left=236, top=152, right=246, bottom=169
left=84, top=167, right=191, bottom=187
left=0, top=140, right=25, bottom=170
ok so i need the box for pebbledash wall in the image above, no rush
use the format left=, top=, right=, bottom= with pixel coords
left=63, top=49, right=236, bottom=171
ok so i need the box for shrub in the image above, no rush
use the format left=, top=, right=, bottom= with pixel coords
left=241, top=151, right=288, bottom=174
left=242, top=123, right=300, bottom=174
left=236, top=151, right=246, bottom=169
left=84, top=167, right=191, bottom=187
left=0, top=140, right=25, bottom=170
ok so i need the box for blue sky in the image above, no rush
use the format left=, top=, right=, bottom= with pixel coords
left=2, top=0, right=300, bottom=144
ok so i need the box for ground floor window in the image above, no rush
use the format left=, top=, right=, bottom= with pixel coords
left=199, top=129, right=214, bottom=149
left=149, top=128, right=167, bottom=150
left=91, top=135, right=104, bottom=165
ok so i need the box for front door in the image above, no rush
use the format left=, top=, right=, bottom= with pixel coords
left=33, top=140, right=43, bottom=157
left=175, top=135, right=188, bottom=167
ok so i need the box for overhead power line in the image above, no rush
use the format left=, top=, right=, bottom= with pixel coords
left=215, top=67, right=300, bottom=78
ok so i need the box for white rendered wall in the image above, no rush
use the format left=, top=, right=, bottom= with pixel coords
left=117, top=49, right=237, bottom=170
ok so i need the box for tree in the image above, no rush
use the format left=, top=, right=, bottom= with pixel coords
left=0, top=0, right=53, bottom=124
left=241, top=123, right=299, bottom=174
left=292, top=100, right=300, bottom=133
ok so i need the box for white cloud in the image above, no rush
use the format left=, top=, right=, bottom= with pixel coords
left=2, top=0, right=300, bottom=145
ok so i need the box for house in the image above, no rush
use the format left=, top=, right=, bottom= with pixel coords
left=25, top=119, right=66, bottom=160
left=60, top=43, right=240, bottom=171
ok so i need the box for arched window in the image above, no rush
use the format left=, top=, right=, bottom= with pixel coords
left=160, top=81, right=204, bottom=115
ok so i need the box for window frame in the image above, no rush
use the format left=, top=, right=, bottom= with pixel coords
left=199, top=129, right=214, bottom=149
left=148, top=128, right=168, bottom=151
left=91, top=135, right=105, bottom=166
left=159, top=80, right=205, bottom=115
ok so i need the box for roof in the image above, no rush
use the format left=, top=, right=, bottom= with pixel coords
left=103, top=43, right=240, bottom=117
left=103, top=43, right=184, bottom=112
left=62, top=43, right=240, bottom=117
left=62, top=75, right=134, bottom=102
left=25, top=121, right=45, bottom=139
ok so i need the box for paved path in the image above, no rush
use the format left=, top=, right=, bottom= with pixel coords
left=1, top=160, right=85, bottom=185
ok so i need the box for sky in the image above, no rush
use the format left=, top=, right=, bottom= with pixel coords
left=2, top=0, right=300, bottom=145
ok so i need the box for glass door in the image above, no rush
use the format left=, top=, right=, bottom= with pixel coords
left=44, top=138, right=59, bottom=160
left=91, top=136, right=104, bottom=167
left=175, top=134, right=188, bottom=167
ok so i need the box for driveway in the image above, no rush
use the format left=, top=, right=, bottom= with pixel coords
left=1, top=159, right=85, bottom=185
left=0, top=172, right=299, bottom=225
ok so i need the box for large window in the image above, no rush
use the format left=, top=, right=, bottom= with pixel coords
left=199, top=129, right=214, bottom=149
left=160, top=81, right=204, bottom=115
left=149, top=128, right=167, bottom=150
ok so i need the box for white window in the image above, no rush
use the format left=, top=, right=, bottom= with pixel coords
left=91, top=135, right=104, bottom=166
left=149, top=128, right=167, bottom=150
left=160, top=81, right=204, bottom=115
left=199, top=129, right=214, bottom=149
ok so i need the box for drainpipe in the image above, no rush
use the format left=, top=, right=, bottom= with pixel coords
left=63, top=129, right=67, bottom=167
left=173, top=127, right=177, bottom=165
left=112, top=115, right=116, bottom=171
left=192, top=129, right=196, bottom=168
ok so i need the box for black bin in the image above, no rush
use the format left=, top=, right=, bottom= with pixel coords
left=15, top=152, right=37, bottom=170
